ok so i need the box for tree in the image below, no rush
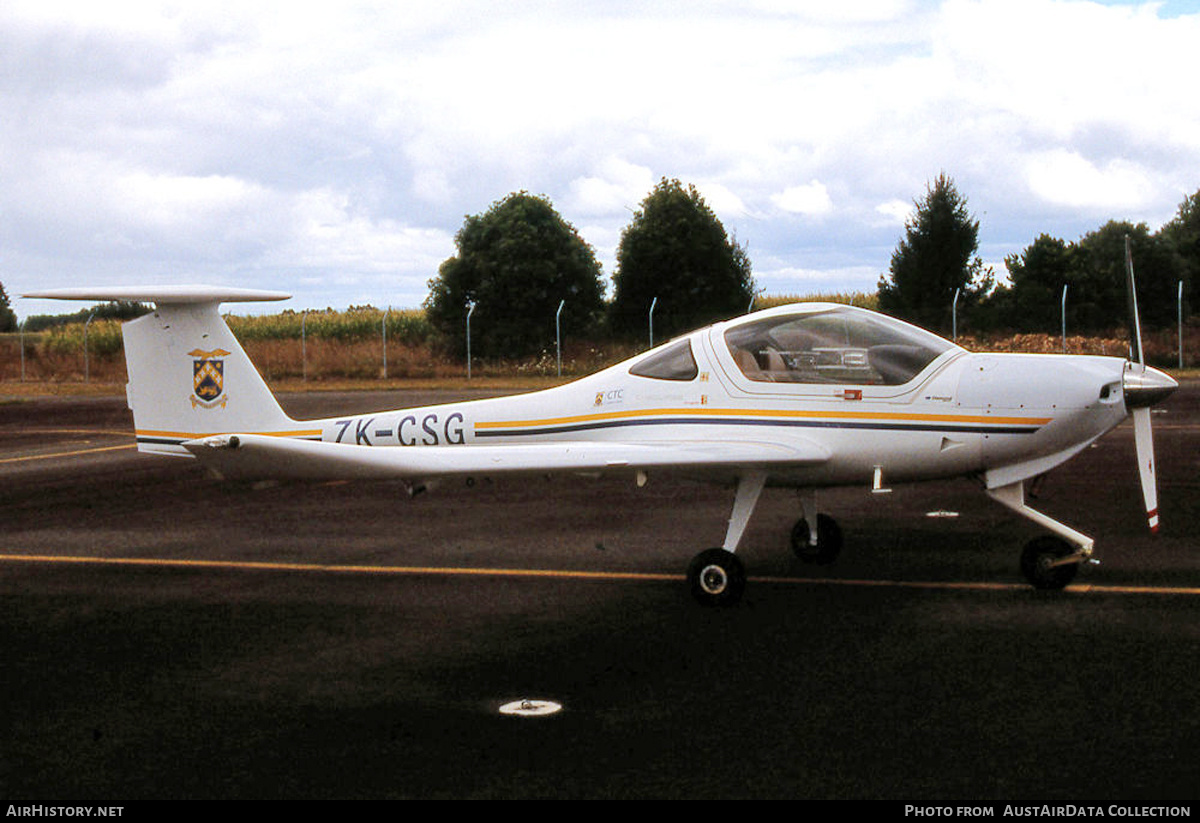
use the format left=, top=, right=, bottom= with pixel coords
left=1159, top=189, right=1200, bottom=271
left=991, top=219, right=1188, bottom=336
left=1073, top=221, right=1182, bottom=331
left=1156, top=189, right=1197, bottom=321
left=609, top=178, right=754, bottom=341
left=22, top=300, right=151, bottom=332
left=877, top=173, right=992, bottom=334
left=0, top=282, right=16, bottom=333
left=425, top=192, right=605, bottom=359
left=997, top=234, right=1078, bottom=332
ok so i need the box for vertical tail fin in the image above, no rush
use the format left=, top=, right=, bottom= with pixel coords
left=123, top=300, right=300, bottom=455
left=23, top=286, right=304, bottom=456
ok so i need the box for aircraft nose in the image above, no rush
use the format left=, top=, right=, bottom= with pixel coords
left=1124, top=365, right=1178, bottom=410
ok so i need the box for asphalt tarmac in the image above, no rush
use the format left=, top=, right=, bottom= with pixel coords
left=1, top=384, right=1197, bottom=800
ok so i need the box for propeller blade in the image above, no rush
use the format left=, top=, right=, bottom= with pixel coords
left=1125, top=235, right=1144, bottom=366
left=1122, top=237, right=1174, bottom=534
left=1132, top=406, right=1159, bottom=533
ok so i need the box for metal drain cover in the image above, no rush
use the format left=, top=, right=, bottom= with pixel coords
left=498, top=698, right=563, bottom=717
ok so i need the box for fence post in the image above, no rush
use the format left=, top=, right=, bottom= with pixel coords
left=555, top=299, right=565, bottom=378
left=19, top=319, right=26, bottom=382
left=382, top=306, right=389, bottom=379
left=466, top=302, right=475, bottom=380
left=1180, top=280, right=1186, bottom=370
left=952, top=288, right=960, bottom=341
left=301, top=311, right=308, bottom=383
left=1061, top=284, right=1068, bottom=353
left=649, top=296, right=658, bottom=349
left=83, top=311, right=95, bottom=383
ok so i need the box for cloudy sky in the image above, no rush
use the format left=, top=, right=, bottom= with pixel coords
left=5, top=0, right=1199, bottom=320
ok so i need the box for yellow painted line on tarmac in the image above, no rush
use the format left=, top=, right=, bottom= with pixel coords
left=0, top=443, right=137, bottom=465
left=754, top=575, right=1200, bottom=596
left=1065, top=583, right=1200, bottom=596
left=18, top=428, right=134, bottom=437
left=0, top=443, right=137, bottom=464
left=754, top=575, right=1029, bottom=592
left=2, top=553, right=1200, bottom=596
left=0, top=553, right=678, bottom=583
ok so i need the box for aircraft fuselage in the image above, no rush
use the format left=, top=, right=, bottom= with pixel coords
left=310, top=322, right=1131, bottom=493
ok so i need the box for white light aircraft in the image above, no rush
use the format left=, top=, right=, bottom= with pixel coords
left=26, top=257, right=1176, bottom=605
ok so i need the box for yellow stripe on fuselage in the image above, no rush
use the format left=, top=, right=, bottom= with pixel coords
left=475, top=407, right=1052, bottom=431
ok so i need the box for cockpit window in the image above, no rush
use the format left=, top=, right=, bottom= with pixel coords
left=724, top=308, right=955, bottom=386
left=629, top=339, right=698, bottom=381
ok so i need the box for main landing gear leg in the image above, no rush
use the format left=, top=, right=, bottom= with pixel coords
left=986, top=481, right=1095, bottom=590
left=687, top=471, right=766, bottom=607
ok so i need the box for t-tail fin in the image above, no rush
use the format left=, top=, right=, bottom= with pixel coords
left=23, top=286, right=306, bottom=456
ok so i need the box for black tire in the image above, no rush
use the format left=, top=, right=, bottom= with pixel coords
left=687, top=548, right=746, bottom=607
left=1020, top=536, right=1079, bottom=590
left=790, top=514, right=842, bottom=565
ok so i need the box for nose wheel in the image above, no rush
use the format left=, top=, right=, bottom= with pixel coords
left=1020, top=536, right=1079, bottom=590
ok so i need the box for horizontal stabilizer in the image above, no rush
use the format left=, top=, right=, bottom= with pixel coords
left=182, top=434, right=830, bottom=482
left=23, top=285, right=290, bottom=306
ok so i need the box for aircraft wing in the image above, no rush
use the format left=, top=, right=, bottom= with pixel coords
left=181, top=433, right=829, bottom=483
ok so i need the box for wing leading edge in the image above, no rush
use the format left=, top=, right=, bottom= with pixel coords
left=182, top=434, right=830, bottom=483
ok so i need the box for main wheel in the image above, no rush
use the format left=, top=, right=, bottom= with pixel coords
left=687, top=548, right=745, bottom=607
left=1020, top=536, right=1079, bottom=590
left=790, top=514, right=842, bottom=565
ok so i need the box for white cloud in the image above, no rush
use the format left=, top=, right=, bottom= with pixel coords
left=5, top=0, right=1200, bottom=315
left=567, top=159, right=656, bottom=218
left=697, top=182, right=749, bottom=223
left=112, top=172, right=269, bottom=229
left=264, top=187, right=454, bottom=303
left=875, top=199, right=912, bottom=226
left=1024, top=150, right=1157, bottom=212
left=935, top=0, right=1200, bottom=135
left=772, top=181, right=834, bottom=216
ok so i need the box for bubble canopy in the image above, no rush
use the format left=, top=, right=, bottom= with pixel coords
left=722, top=305, right=959, bottom=386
